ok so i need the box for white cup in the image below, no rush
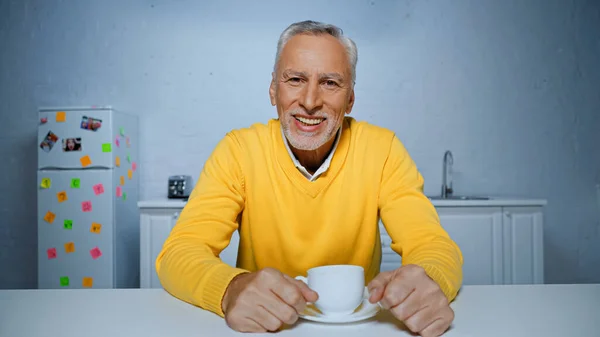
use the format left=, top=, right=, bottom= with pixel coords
left=296, top=264, right=365, bottom=316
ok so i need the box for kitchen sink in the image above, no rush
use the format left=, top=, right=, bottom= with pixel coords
left=427, top=195, right=491, bottom=200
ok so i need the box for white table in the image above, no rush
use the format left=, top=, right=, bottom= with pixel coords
left=1, top=284, right=598, bottom=337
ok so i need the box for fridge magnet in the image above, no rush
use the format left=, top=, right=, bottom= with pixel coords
left=56, top=111, right=66, bottom=122
left=132, top=162, right=137, bottom=172
left=123, top=192, right=127, bottom=201
left=64, top=242, right=75, bottom=254
left=39, top=131, right=58, bottom=153
left=120, top=176, right=124, bottom=186
left=93, top=183, right=104, bottom=195
left=90, top=247, right=102, bottom=260
left=115, top=137, right=120, bottom=147
left=115, top=156, right=121, bottom=167
left=82, top=277, right=93, bottom=288
left=127, top=154, right=131, bottom=163
left=43, top=211, right=56, bottom=224
left=90, top=222, right=102, bottom=234
left=40, top=111, right=48, bottom=124
left=119, top=127, right=125, bottom=136
left=62, top=138, right=82, bottom=152
left=80, top=116, right=102, bottom=131
left=116, top=186, right=122, bottom=197
left=46, top=248, right=57, bottom=260
left=56, top=191, right=68, bottom=203
left=127, top=169, right=132, bottom=180
left=60, top=276, right=70, bottom=287
left=40, top=178, right=51, bottom=189
left=126, top=137, right=130, bottom=147
left=102, top=143, right=112, bottom=153
left=80, top=155, right=92, bottom=167
left=64, top=219, right=73, bottom=230
left=70, top=178, right=81, bottom=188
left=81, top=201, right=92, bottom=212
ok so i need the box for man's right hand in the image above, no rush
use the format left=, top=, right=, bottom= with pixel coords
left=221, top=268, right=319, bottom=332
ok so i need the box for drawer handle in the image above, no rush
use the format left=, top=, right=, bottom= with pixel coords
left=173, top=212, right=179, bottom=220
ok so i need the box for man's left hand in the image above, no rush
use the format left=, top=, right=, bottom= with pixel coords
left=367, top=264, right=454, bottom=337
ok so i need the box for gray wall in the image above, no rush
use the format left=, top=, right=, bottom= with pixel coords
left=1, top=0, right=599, bottom=288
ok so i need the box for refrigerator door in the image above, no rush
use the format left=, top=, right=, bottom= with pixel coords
left=38, top=170, right=114, bottom=289
left=38, top=108, right=114, bottom=169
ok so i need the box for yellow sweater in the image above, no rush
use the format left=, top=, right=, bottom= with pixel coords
left=156, top=117, right=463, bottom=317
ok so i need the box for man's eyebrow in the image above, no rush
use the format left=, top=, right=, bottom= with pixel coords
left=319, top=72, right=345, bottom=83
left=282, top=70, right=308, bottom=78
left=281, top=70, right=346, bottom=83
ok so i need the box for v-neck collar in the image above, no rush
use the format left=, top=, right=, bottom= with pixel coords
left=280, top=126, right=342, bottom=181
left=271, top=118, right=352, bottom=198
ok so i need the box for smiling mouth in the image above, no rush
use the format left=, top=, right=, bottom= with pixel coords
left=294, top=116, right=325, bottom=126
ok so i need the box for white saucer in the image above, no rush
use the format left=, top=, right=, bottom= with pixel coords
left=299, top=287, right=381, bottom=324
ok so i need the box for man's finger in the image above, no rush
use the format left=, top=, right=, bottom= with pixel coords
left=254, top=305, right=284, bottom=332
left=239, top=318, right=268, bottom=333
left=261, top=285, right=300, bottom=324
left=284, top=275, right=318, bottom=303
left=367, top=270, right=394, bottom=292
left=380, top=278, right=415, bottom=310
left=367, top=270, right=394, bottom=303
left=418, top=317, right=449, bottom=337
left=225, top=309, right=266, bottom=333
left=368, top=285, right=384, bottom=303
left=389, top=288, right=422, bottom=320
left=400, top=307, right=436, bottom=333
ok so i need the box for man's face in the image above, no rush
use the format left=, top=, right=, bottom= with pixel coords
left=270, top=34, right=355, bottom=151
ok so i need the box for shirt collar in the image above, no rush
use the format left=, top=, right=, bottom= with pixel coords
left=280, top=126, right=342, bottom=181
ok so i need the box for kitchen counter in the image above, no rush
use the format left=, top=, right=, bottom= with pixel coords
left=138, top=196, right=547, bottom=209
left=138, top=199, right=188, bottom=209
left=0, top=284, right=597, bottom=337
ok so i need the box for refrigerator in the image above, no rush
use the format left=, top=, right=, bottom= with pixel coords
left=37, top=106, right=140, bottom=289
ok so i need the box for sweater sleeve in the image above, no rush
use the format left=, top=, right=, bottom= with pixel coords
left=155, top=133, right=249, bottom=317
left=378, top=135, right=464, bottom=302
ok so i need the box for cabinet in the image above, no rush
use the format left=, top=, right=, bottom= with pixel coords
left=138, top=202, right=239, bottom=289
left=437, top=207, right=505, bottom=285
left=139, top=199, right=545, bottom=288
left=379, top=205, right=545, bottom=285
left=501, top=207, right=544, bottom=284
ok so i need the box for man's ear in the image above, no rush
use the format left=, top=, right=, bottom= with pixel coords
left=269, top=72, right=276, bottom=106
left=345, top=87, right=355, bottom=114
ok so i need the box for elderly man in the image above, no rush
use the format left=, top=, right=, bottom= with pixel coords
left=156, top=20, right=463, bottom=336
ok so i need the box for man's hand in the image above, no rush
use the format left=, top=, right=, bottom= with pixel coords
left=368, top=264, right=454, bottom=337
left=222, top=268, right=319, bottom=332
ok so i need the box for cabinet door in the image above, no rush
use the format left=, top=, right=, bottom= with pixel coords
left=437, top=207, right=504, bottom=285
left=140, top=209, right=178, bottom=288
left=502, top=207, right=544, bottom=284
left=140, top=208, right=241, bottom=289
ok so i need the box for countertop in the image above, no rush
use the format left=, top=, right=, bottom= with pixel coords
left=138, top=196, right=547, bottom=209
left=0, top=284, right=597, bottom=337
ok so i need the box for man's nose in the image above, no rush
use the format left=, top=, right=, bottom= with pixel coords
left=298, top=80, right=323, bottom=113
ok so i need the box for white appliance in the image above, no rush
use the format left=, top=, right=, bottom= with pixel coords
left=37, top=106, right=140, bottom=289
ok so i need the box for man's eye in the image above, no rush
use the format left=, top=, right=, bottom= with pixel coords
left=289, top=77, right=302, bottom=83
left=324, top=80, right=339, bottom=87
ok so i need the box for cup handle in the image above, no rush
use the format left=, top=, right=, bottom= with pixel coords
left=294, top=275, right=308, bottom=284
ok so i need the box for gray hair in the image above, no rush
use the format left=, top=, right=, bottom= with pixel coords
left=274, top=20, right=358, bottom=85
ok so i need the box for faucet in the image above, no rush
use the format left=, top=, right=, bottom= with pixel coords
left=441, top=150, right=454, bottom=198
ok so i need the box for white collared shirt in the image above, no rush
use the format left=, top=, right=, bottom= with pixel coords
left=281, top=127, right=342, bottom=181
